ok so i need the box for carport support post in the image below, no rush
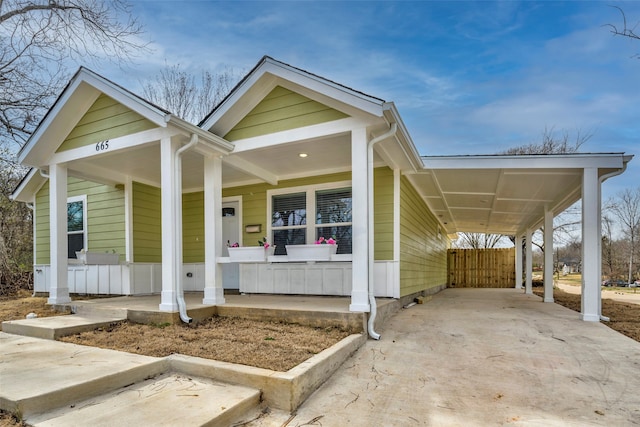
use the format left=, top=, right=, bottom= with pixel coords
left=581, top=167, right=601, bottom=321
left=203, top=155, right=225, bottom=305
left=515, top=235, right=523, bottom=289
left=349, top=127, right=370, bottom=312
left=48, top=163, right=71, bottom=304
left=159, top=138, right=179, bottom=311
left=525, top=229, right=533, bottom=294
left=543, top=209, right=554, bottom=302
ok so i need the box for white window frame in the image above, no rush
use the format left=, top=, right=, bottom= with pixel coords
left=67, top=194, right=88, bottom=257
left=267, top=180, right=352, bottom=249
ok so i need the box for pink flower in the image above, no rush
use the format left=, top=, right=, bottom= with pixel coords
left=327, top=238, right=336, bottom=245
left=315, top=237, right=325, bottom=244
left=263, top=243, right=270, bottom=249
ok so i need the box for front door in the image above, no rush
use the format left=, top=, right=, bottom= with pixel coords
left=222, top=200, right=240, bottom=290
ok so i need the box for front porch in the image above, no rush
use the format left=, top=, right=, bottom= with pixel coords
left=47, top=292, right=400, bottom=334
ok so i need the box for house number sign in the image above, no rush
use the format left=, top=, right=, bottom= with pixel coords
left=95, top=140, right=110, bottom=152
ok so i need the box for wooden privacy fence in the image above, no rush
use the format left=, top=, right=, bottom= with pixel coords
left=447, top=248, right=515, bottom=288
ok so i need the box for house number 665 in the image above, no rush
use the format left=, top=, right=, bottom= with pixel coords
left=95, top=140, right=110, bottom=151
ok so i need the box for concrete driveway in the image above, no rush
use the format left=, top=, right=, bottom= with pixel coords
left=248, top=288, right=640, bottom=426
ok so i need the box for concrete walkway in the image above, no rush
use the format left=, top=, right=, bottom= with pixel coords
left=245, top=288, right=640, bottom=426
left=3, top=288, right=640, bottom=426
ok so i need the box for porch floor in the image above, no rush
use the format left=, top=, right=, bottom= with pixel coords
left=57, top=292, right=397, bottom=333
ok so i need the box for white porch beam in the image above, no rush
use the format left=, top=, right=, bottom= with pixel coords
left=543, top=209, right=554, bottom=303
left=48, top=163, right=71, bottom=304
left=525, top=229, right=533, bottom=295
left=223, top=155, right=278, bottom=186
left=350, top=127, right=370, bottom=312
left=203, top=155, right=225, bottom=305
left=581, top=167, right=601, bottom=321
left=515, top=235, right=523, bottom=289
left=159, top=138, right=179, bottom=311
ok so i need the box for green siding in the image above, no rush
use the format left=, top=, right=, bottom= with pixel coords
left=132, top=182, right=161, bottom=262
left=56, top=94, right=156, bottom=152
left=373, top=167, right=394, bottom=260
left=223, top=172, right=352, bottom=247
left=399, top=176, right=448, bottom=297
left=224, top=86, right=349, bottom=141
left=35, top=178, right=125, bottom=264
left=183, top=192, right=204, bottom=263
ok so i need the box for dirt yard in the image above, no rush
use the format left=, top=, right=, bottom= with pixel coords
left=533, top=286, right=640, bottom=342
left=1, top=287, right=639, bottom=426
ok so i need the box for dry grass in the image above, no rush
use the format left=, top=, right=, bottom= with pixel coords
left=59, top=317, right=350, bottom=372
left=0, top=291, right=67, bottom=330
left=533, top=288, right=640, bottom=342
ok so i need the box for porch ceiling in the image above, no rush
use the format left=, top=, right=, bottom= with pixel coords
left=65, top=132, right=384, bottom=190
left=414, top=154, right=631, bottom=237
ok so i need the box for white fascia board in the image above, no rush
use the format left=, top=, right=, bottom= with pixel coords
left=422, top=153, right=628, bottom=170
left=10, top=169, right=44, bottom=202
left=18, top=68, right=171, bottom=168
left=168, top=116, right=234, bottom=154
left=230, top=117, right=365, bottom=153
left=382, top=103, right=423, bottom=172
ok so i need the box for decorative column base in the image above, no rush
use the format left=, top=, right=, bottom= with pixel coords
left=349, top=289, right=370, bottom=312
left=203, top=287, right=225, bottom=305
left=580, top=313, right=600, bottom=322
left=48, top=288, right=71, bottom=305
left=159, top=290, right=178, bottom=311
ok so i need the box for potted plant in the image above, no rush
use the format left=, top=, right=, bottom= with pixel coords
left=285, top=236, right=337, bottom=261
left=227, top=238, right=274, bottom=262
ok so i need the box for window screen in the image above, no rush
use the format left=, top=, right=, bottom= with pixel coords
left=272, top=192, right=306, bottom=255
left=67, top=199, right=85, bottom=258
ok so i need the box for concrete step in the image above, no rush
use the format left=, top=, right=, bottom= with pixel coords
left=1, top=314, right=126, bottom=340
left=27, top=373, right=262, bottom=427
left=0, top=333, right=167, bottom=419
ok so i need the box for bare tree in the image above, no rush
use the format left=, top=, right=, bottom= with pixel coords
left=0, top=0, right=148, bottom=151
left=606, top=6, right=640, bottom=58
left=141, top=63, right=241, bottom=123
left=609, top=187, right=640, bottom=284
left=456, top=233, right=507, bottom=249
left=501, top=126, right=591, bottom=155
left=0, top=0, right=147, bottom=295
left=458, top=128, right=591, bottom=249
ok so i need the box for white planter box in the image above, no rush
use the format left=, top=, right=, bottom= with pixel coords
left=76, top=252, right=120, bottom=265
left=228, top=246, right=274, bottom=262
left=285, top=244, right=337, bottom=261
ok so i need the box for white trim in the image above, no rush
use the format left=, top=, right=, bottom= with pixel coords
left=222, top=195, right=243, bottom=246
left=124, top=177, right=133, bottom=263
left=67, top=194, right=88, bottom=255
left=267, top=180, right=352, bottom=248
left=50, top=127, right=179, bottom=165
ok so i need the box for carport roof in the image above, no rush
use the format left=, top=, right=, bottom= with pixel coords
left=410, top=153, right=632, bottom=236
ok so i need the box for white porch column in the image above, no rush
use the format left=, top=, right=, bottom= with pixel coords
left=515, top=235, right=523, bottom=289
left=48, top=163, right=71, bottom=304
left=159, top=138, right=179, bottom=311
left=203, top=155, right=225, bottom=305
left=350, top=127, right=370, bottom=312
left=581, top=167, right=601, bottom=321
left=525, top=229, right=533, bottom=295
left=543, top=209, right=554, bottom=303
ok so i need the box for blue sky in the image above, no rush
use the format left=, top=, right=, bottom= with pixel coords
left=105, top=1, right=639, bottom=200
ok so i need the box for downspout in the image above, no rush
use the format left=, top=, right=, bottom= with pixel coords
left=174, top=134, right=199, bottom=323
left=366, top=122, right=398, bottom=340
left=597, top=160, right=629, bottom=322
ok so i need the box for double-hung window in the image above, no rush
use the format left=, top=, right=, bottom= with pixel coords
left=67, top=195, right=87, bottom=258
left=269, top=182, right=352, bottom=255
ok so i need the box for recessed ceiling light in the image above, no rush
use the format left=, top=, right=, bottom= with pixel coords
left=299, top=153, right=308, bottom=158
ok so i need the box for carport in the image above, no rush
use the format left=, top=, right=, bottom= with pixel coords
left=409, top=153, right=633, bottom=321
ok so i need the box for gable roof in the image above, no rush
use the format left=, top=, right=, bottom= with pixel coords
left=199, top=56, right=388, bottom=137
left=17, top=67, right=232, bottom=169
